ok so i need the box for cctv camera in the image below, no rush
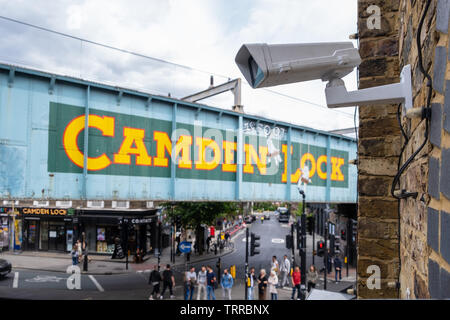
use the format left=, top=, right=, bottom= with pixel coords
left=235, top=41, right=413, bottom=112
left=235, top=42, right=361, bottom=88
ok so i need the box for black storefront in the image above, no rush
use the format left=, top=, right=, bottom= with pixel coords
left=75, top=208, right=158, bottom=257
left=20, top=207, right=75, bottom=252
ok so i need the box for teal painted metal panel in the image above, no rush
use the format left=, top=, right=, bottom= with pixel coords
left=0, top=63, right=357, bottom=203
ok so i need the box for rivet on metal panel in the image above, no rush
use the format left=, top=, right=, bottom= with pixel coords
left=48, top=76, right=56, bottom=95
left=7, top=68, right=15, bottom=88
left=117, top=90, right=123, bottom=106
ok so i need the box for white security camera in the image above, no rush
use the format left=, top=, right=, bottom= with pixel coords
left=235, top=42, right=361, bottom=88
left=235, top=42, right=412, bottom=112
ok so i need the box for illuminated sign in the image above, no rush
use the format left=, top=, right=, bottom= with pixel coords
left=21, top=208, right=67, bottom=216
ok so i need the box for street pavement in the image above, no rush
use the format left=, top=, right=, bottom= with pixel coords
left=0, top=212, right=356, bottom=299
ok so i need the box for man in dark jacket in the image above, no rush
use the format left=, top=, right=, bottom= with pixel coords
left=160, top=264, right=175, bottom=299
left=148, top=265, right=162, bottom=300
left=334, top=256, right=342, bottom=283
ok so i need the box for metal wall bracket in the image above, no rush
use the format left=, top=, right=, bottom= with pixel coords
left=8, top=68, right=15, bottom=88
left=48, top=75, right=56, bottom=94
left=195, top=107, right=202, bottom=118
left=146, top=97, right=152, bottom=109
left=216, top=111, right=223, bottom=122
left=117, top=90, right=123, bottom=106
left=325, top=64, right=412, bottom=112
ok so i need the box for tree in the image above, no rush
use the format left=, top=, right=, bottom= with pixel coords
left=162, top=202, right=239, bottom=254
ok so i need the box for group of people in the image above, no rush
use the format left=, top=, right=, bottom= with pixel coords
left=245, top=255, right=319, bottom=300
left=148, top=264, right=235, bottom=300
left=70, top=236, right=89, bottom=267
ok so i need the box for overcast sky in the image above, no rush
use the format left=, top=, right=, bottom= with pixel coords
left=0, top=0, right=359, bottom=134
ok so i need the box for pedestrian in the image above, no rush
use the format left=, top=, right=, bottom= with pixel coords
left=197, top=265, right=208, bottom=300
left=257, top=269, right=268, bottom=300
left=160, top=264, right=175, bottom=299
left=184, top=266, right=197, bottom=300
left=334, top=256, right=342, bottom=283
left=268, top=271, right=278, bottom=300
left=247, top=267, right=257, bottom=300
left=307, top=265, right=319, bottom=292
left=271, top=256, right=280, bottom=276
left=71, top=244, right=79, bottom=266
left=326, top=249, right=332, bottom=274
left=148, top=265, right=162, bottom=300
left=291, top=266, right=301, bottom=300
left=279, top=255, right=291, bottom=288
left=220, top=268, right=234, bottom=300
left=224, top=232, right=230, bottom=246
left=206, top=236, right=211, bottom=253
left=76, top=240, right=82, bottom=264
left=206, top=265, right=217, bottom=300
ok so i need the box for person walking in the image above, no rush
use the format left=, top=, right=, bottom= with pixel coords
left=268, top=271, right=279, bottom=300
left=291, top=266, right=301, bottom=300
left=197, top=266, right=208, bottom=300
left=206, top=236, right=211, bottom=253
left=148, top=265, right=162, bottom=300
left=160, top=264, right=175, bottom=299
left=271, top=256, right=280, bottom=276
left=326, top=249, right=332, bottom=274
left=307, top=265, right=319, bottom=292
left=184, top=266, right=197, bottom=300
left=334, top=256, right=342, bottom=283
left=279, top=255, right=291, bottom=288
left=257, top=269, right=268, bottom=300
left=220, top=268, right=234, bottom=300
left=71, top=244, right=79, bottom=266
left=247, top=267, right=257, bottom=300
left=206, top=265, right=217, bottom=300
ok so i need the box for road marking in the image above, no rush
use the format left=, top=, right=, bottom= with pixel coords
left=271, top=238, right=285, bottom=244
left=88, top=275, right=105, bottom=292
left=25, top=275, right=65, bottom=283
left=281, top=224, right=290, bottom=228
left=13, top=272, right=19, bottom=288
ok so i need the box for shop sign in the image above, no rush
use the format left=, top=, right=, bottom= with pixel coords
left=131, top=218, right=153, bottom=224
left=22, top=208, right=67, bottom=216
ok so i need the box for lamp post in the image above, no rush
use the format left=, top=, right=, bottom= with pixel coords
left=299, top=190, right=306, bottom=300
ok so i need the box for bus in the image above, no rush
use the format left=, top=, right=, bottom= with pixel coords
left=277, top=207, right=290, bottom=223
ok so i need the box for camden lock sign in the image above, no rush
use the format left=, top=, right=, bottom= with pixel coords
left=47, top=102, right=348, bottom=187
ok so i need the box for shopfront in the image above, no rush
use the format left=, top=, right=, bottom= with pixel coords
left=20, top=207, right=75, bottom=252
left=77, top=208, right=157, bottom=256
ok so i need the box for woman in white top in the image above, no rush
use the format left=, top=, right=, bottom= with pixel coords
left=271, top=256, right=280, bottom=276
left=268, top=271, right=279, bottom=300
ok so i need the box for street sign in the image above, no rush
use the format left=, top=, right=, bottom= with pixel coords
left=178, top=241, right=192, bottom=253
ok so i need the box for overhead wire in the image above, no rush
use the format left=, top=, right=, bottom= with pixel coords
left=0, top=14, right=356, bottom=121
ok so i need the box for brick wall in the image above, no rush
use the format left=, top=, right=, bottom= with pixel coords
left=357, top=0, right=450, bottom=299
left=357, top=0, right=401, bottom=299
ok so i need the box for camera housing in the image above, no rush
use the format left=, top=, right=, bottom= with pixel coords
left=235, top=42, right=361, bottom=89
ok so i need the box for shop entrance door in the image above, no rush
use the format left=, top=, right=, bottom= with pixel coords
left=48, top=222, right=66, bottom=251
left=25, top=220, right=39, bottom=251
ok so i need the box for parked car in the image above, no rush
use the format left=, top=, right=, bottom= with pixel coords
left=244, top=216, right=253, bottom=224
left=0, top=259, right=12, bottom=279
left=264, top=212, right=271, bottom=220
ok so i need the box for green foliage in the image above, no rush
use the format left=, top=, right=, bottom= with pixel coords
left=162, top=202, right=239, bottom=228
left=295, top=203, right=304, bottom=216
left=253, top=202, right=277, bottom=211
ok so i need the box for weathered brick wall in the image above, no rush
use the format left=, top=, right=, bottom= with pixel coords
left=398, top=0, right=450, bottom=299
left=357, top=0, right=401, bottom=299
left=357, top=0, right=450, bottom=299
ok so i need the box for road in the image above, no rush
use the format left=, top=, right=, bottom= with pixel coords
left=0, top=212, right=354, bottom=299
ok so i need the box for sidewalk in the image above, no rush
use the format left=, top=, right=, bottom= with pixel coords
left=0, top=225, right=245, bottom=275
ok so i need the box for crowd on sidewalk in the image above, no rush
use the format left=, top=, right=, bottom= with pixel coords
left=145, top=254, right=344, bottom=300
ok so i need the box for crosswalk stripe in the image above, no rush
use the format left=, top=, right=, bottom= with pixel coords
left=13, top=272, right=19, bottom=288
left=88, top=275, right=104, bottom=292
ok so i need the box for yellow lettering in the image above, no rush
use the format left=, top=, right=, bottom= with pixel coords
left=317, top=155, right=328, bottom=180
left=63, top=115, right=115, bottom=171
left=222, top=141, right=237, bottom=172
left=153, top=132, right=193, bottom=169
left=114, top=127, right=152, bottom=166
left=244, top=144, right=268, bottom=175
left=195, top=137, right=221, bottom=170
left=331, top=157, right=345, bottom=181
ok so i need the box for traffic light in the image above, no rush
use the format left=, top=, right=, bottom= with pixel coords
left=351, top=219, right=357, bottom=243
left=175, top=215, right=182, bottom=228
left=341, top=229, right=346, bottom=240
left=250, top=232, right=260, bottom=256
left=317, top=241, right=325, bottom=257
left=330, top=235, right=335, bottom=255
left=286, top=234, right=293, bottom=249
